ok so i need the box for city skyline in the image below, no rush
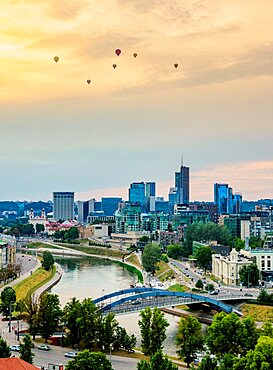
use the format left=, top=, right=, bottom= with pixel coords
left=0, top=1, right=273, bottom=200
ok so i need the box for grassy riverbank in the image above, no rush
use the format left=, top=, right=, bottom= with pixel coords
left=26, top=242, right=62, bottom=250
left=155, top=261, right=176, bottom=282
left=241, top=303, right=273, bottom=322
left=57, top=244, right=127, bottom=259
left=14, top=266, right=56, bottom=301
left=113, top=260, right=144, bottom=284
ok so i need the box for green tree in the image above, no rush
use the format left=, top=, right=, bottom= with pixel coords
left=139, top=235, right=150, bottom=243
left=0, top=338, right=11, bottom=358
left=260, top=321, right=273, bottom=338
left=20, top=334, right=34, bottom=364
left=176, top=316, right=203, bottom=367
left=141, top=244, right=161, bottom=274
left=249, top=236, right=263, bottom=249
left=167, top=244, right=185, bottom=259
left=21, top=224, right=35, bottom=236
left=197, top=355, right=218, bottom=370
left=38, top=293, right=62, bottom=342
left=233, top=238, right=245, bottom=251
left=137, top=351, right=178, bottom=370
left=206, top=312, right=258, bottom=358
left=239, top=264, right=259, bottom=287
left=233, top=336, right=273, bottom=370
left=185, top=222, right=231, bottom=250
left=63, top=297, right=82, bottom=348
left=21, top=296, right=40, bottom=340
left=36, top=223, right=45, bottom=233
left=68, top=227, right=79, bottom=240
left=113, top=326, right=136, bottom=352
left=205, top=283, right=214, bottom=292
left=97, top=313, right=118, bottom=353
left=257, top=289, right=273, bottom=304
left=195, top=246, right=212, bottom=273
left=41, top=250, right=55, bottom=271
left=0, top=286, right=16, bottom=318
left=65, top=350, right=113, bottom=370
left=76, top=298, right=99, bottom=348
left=195, top=279, right=204, bottom=289
left=138, top=307, right=169, bottom=356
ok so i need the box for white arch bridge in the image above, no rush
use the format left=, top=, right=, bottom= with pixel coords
left=93, top=288, right=249, bottom=316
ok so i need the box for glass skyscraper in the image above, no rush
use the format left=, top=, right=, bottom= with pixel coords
left=214, top=184, right=234, bottom=214
left=145, top=182, right=156, bottom=212
left=175, top=165, right=190, bottom=205
left=53, top=192, right=74, bottom=221
left=129, top=182, right=146, bottom=204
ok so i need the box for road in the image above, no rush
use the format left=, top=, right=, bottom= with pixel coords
left=8, top=343, right=139, bottom=370
left=170, top=259, right=260, bottom=298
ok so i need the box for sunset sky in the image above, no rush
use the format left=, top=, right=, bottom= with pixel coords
left=0, top=0, right=273, bottom=201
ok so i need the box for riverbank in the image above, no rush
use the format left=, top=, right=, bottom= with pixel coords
left=21, top=242, right=145, bottom=286
left=13, top=265, right=57, bottom=301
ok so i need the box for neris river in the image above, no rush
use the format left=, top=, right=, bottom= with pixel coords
left=50, top=256, right=179, bottom=355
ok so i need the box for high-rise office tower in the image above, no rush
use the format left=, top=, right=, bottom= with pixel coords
left=101, top=197, right=122, bottom=216
left=175, top=163, right=190, bottom=205
left=233, top=193, right=242, bottom=214
left=53, top=192, right=74, bottom=221
left=78, top=199, right=95, bottom=223
left=145, top=182, right=156, bottom=212
left=214, top=184, right=234, bottom=214
left=129, top=182, right=146, bottom=204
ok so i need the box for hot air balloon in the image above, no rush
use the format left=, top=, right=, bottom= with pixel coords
left=115, top=49, right=121, bottom=56
left=87, top=79, right=91, bottom=84
left=174, top=63, right=178, bottom=69
left=54, top=56, right=59, bottom=63
left=133, top=53, right=137, bottom=58
left=112, top=64, right=117, bottom=69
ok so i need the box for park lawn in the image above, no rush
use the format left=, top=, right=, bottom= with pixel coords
left=13, top=266, right=56, bottom=301
left=155, top=261, right=176, bottom=282
left=168, top=283, right=190, bottom=292
left=241, top=303, right=273, bottom=322
left=125, top=253, right=142, bottom=269
left=63, top=244, right=126, bottom=259
left=26, top=242, right=61, bottom=250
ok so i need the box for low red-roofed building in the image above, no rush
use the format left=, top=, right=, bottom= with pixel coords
left=0, top=358, right=40, bottom=370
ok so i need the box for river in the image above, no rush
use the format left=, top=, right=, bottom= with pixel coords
left=51, top=256, right=180, bottom=355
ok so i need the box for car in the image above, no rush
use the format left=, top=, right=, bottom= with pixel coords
left=131, top=298, right=142, bottom=305
left=210, top=291, right=219, bottom=295
left=37, top=345, right=50, bottom=351
left=244, top=293, right=253, bottom=297
left=65, top=352, right=78, bottom=358
left=10, top=345, right=20, bottom=352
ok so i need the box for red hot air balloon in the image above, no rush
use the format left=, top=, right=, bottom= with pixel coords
left=174, top=63, right=179, bottom=69
left=112, top=64, right=117, bottom=69
left=115, top=49, right=121, bottom=56
left=87, top=79, right=91, bottom=84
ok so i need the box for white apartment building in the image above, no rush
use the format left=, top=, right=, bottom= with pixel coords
left=212, top=249, right=253, bottom=286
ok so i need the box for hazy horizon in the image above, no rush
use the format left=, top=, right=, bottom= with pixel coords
left=0, top=1, right=272, bottom=201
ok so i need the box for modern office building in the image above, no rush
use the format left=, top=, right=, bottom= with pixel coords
left=189, top=202, right=218, bottom=223
left=129, top=182, right=146, bottom=205
left=145, top=182, right=156, bottom=213
left=53, top=192, right=74, bottom=221
left=115, top=202, right=142, bottom=233
left=175, top=164, right=190, bottom=205
left=168, top=187, right=178, bottom=214
left=214, top=183, right=234, bottom=214
left=101, top=197, right=122, bottom=216
left=233, top=193, right=243, bottom=214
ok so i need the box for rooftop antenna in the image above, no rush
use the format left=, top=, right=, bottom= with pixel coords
left=181, top=154, right=184, bottom=167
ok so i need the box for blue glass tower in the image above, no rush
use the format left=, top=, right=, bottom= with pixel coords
left=129, top=182, right=146, bottom=204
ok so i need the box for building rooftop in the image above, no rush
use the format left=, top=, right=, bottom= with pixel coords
left=0, top=358, right=39, bottom=370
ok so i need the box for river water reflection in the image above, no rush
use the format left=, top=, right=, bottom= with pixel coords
left=51, top=256, right=179, bottom=355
